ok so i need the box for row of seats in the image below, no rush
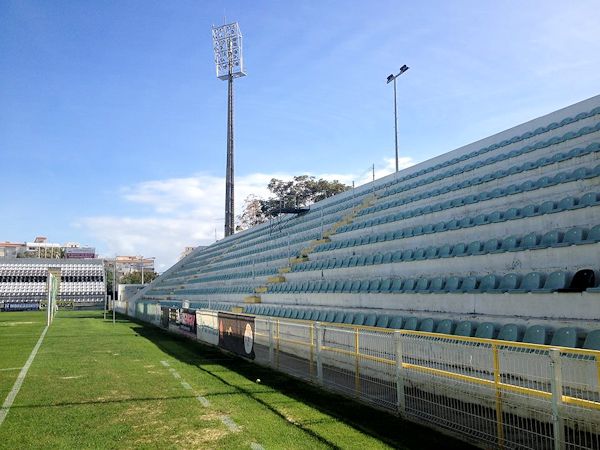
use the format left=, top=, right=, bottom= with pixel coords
left=320, top=192, right=600, bottom=252
left=154, top=284, right=255, bottom=296
left=317, top=107, right=600, bottom=213
left=294, top=225, right=600, bottom=274
left=348, top=160, right=600, bottom=234
left=269, top=269, right=599, bottom=294
left=243, top=305, right=600, bottom=349
left=371, top=125, right=600, bottom=206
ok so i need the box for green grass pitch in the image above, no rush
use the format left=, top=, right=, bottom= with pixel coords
left=0, top=310, right=469, bottom=449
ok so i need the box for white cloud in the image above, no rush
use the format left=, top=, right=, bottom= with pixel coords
left=78, top=157, right=416, bottom=270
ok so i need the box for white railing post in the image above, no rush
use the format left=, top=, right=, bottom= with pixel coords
left=549, top=348, right=565, bottom=450
left=315, top=322, right=323, bottom=385
left=268, top=318, right=274, bottom=366
left=394, top=331, right=406, bottom=416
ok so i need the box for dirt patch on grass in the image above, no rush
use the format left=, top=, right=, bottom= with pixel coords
left=121, top=402, right=228, bottom=448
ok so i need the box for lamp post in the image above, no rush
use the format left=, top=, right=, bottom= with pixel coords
left=387, top=64, right=409, bottom=173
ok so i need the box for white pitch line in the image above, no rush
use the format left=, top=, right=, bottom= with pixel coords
left=0, top=326, right=48, bottom=427
left=0, top=368, right=22, bottom=372
left=250, top=443, right=265, bottom=450
left=220, top=415, right=241, bottom=432
left=196, top=395, right=211, bottom=407
left=160, top=360, right=170, bottom=367
left=180, top=381, right=192, bottom=390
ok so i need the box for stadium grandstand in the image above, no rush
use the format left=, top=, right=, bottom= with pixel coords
left=0, top=259, right=105, bottom=311
left=120, top=94, right=600, bottom=448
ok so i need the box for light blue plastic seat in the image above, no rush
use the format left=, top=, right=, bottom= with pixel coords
left=379, top=279, right=392, bottom=293
left=587, top=225, right=600, bottom=243
left=462, top=276, right=479, bottom=292
left=376, top=315, right=390, bottom=328
left=451, top=243, right=467, bottom=257
left=350, top=280, right=361, bottom=293
left=535, top=271, right=570, bottom=293
left=402, top=278, right=417, bottom=293
left=418, top=318, right=435, bottom=332
left=556, top=227, right=586, bottom=246
left=578, top=192, right=600, bottom=208
left=539, top=201, right=556, bottom=215
left=317, top=310, right=328, bottom=321
left=521, top=204, right=538, bottom=217
left=523, top=325, right=548, bottom=345
left=333, top=311, right=345, bottom=323
left=402, top=249, right=414, bottom=261
left=364, top=314, right=377, bottom=327
left=521, top=233, right=540, bottom=249
left=484, top=238, right=501, bottom=253
left=364, top=255, right=375, bottom=265
left=403, top=317, right=418, bottom=330
left=333, top=280, right=344, bottom=293
left=325, top=311, right=336, bottom=322
left=444, top=276, right=461, bottom=292
left=413, top=248, right=427, bottom=260
left=425, top=246, right=439, bottom=259
left=538, top=230, right=563, bottom=248
left=557, top=196, right=576, bottom=211
left=551, top=327, right=578, bottom=348
left=343, top=313, right=355, bottom=324
left=415, top=278, right=430, bottom=292
left=583, top=330, right=600, bottom=350
left=489, top=273, right=520, bottom=293
left=390, top=279, right=403, bottom=292
left=439, top=244, right=452, bottom=258
left=358, top=280, right=370, bottom=292
left=454, top=321, right=475, bottom=337
left=387, top=316, right=403, bottom=329
left=466, top=241, right=483, bottom=256
left=504, top=208, right=520, bottom=220
left=381, top=253, right=392, bottom=264
left=478, top=274, right=499, bottom=292
left=339, top=280, right=351, bottom=293
left=429, top=277, right=445, bottom=293
left=352, top=313, right=366, bottom=326
left=435, top=319, right=455, bottom=334
left=368, top=279, right=381, bottom=293
left=514, top=272, right=544, bottom=292
left=391, top=250, right=403, bottom=263
left=475, top=322, right=497, bottom=339
left=497, top=324, right=522, bottom=342
left=310, top=310, right=320, bottom=321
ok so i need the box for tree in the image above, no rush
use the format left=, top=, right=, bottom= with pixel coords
left=120, top=270, right=158, bottom=285
left=236, top=195, right=267, bottom=231
left=236, top=175, right=350, bottom=230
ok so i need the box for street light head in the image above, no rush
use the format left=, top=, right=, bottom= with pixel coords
left=399, top=64, right=409, bottom=74
left=386, top=74, right=395, bottom=84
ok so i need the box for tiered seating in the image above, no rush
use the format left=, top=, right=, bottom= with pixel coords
left=0, top=260, right=106, bottom=308
left=137, top=95, right=600, bottom=348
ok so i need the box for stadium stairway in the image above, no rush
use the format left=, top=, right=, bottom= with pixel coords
left=245, top=193, right=379, bottom=304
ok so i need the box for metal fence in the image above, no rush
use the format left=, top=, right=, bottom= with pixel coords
left=252, top=317, right=600, bottom=450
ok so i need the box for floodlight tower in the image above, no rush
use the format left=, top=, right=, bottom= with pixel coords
left=212, top=22, right=246, bottom=237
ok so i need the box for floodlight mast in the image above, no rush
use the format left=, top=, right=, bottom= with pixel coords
left=212, top=22, right=246, bottom=237
left=387, top=64, right=409, bottom=173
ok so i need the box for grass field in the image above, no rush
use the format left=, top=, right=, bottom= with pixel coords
left=0, top=310, right=470, bottom=449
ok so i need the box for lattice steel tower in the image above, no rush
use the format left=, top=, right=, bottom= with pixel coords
left=212, top=22, right=246, bottom=237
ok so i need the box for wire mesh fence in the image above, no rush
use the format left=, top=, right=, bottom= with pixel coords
left=252, top=317, right=600, bottom=450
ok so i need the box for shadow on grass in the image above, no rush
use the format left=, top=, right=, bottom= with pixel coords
left=127, top=316, right=474, bottom=450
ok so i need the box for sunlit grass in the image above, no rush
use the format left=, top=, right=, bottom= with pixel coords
left=0, top=311, right=468, bottom=449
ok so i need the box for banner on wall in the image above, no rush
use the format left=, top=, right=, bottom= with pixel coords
left=218, top=312, right=255, bottom=359
left=197, top=310, right=219, bottom=346
left=177, top=308, right=196, bottom=335
left=1, top=302, right=40, bottom=311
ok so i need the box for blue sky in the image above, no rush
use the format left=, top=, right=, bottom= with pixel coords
left=1, top=0, right=599, bottom=270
